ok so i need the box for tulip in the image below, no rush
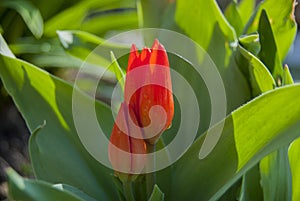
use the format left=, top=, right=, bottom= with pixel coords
left=108, top=103, right=146, bottom=181
left=124, top=39, right=174, bottom=144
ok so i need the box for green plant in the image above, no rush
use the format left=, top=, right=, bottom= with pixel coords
left=0, top=0, right=299, bottom=200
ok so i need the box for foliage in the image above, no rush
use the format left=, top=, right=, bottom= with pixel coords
left=0, top=0, right=299, bottom=200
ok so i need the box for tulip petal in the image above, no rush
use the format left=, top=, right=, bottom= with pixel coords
left=108, top=103, right=146, bottom=174
left=150, top=39, right=169, bottom=67
left=127, top=44, right=139, bottom=72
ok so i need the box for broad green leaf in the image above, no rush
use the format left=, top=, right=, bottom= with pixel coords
left=1, top=0, right=43, bottom=38
left=238, top=0, right=255, bottom=26
left=44, top=0, right=137, bottom=37
left=260, top=148, right=292, bottom=201
left=224, top=2, right=243, bottom=36
left=148, top=185, right=164, bottom=201
left=0, top=35, right=117, bottom=200
left=7, top=168, right=83, bottom=201
left=176, top=4, right=250, bottom=113
left=244, top=0, right=297, bottom=60
left=289, top=138, right=300, bottom=201
left=258, top=10, right=283, bottom=84
left=237, top=45, right=275, bottom=97
left=171, top=84, right=300, bottom=201
left=175, top=0, right=236, bottom=51
left=54, top=184, right=98, bottom=201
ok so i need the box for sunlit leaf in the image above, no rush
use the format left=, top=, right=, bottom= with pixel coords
left=175, top=0, right=236, bottom=51
left=237, top=45, right=275, bottom=97
left=238, top=34, right=260, bottom=56
left=175, top=3, right=250, bottom=113
left=283, top=65, right=294, bottom=86
left=171, top=84, right=300, bottom=201
left=225, top=2, right=243, bottom=36
left=238, top=0, right=255, bottom=26
left=245, top=0, right=297, bottom=60
left=0, top=34, right=117, bottom=200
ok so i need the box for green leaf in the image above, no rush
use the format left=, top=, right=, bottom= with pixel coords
left=1, top=0, right=44, bottom=38
left=138, top=0, right=169, bottom=28
left=175, top=0, right=236, bottom=51
left=224, top=2, right=243, bottom=36
left=257, top=17, right=293, bottom=198
left=238, top=0, right=255, bottom=26
left=237, top=45, right=275, bottom=97
left=0, top=34, right=15, bottom=58
left=175, top=5, right=250, bottom=113
left=244, top=0, right=297, bottom=60
left=171, top=84, right=300, bottom=201
left=238, top=34, right=260, bottom=56
left=56, top=30, right=109, bottom=67
left=239, top=165, right=263, bottom=201
left=110, top=51, right=125, bottom=90
left=289, top=138, right=300, bottom=201
left=148, top=185, right=164, bottom=201
left=283, top=65, right=294, bottom=85
left=258, top=10, right=283, bottom=84
left=53, top=184, right=98, bottom=201
left=260, top=148, right=292, bottom=201
left=7, top=168, right=83, bottom=201
left=57, top=30, right=130, bottom=68
left=9, top=37, right=82, bottom=68
left=44, top=0, right=137, bottom=37
left=0, top=34, right=117, bottom=200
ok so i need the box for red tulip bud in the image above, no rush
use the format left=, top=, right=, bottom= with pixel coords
left=108, top=103, right=146, bottom=181
left=124, top=39, right=174, bottom=144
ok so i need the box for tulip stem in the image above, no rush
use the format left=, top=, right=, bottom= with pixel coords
left=146, top=143, right=156, bottom=198
left=123, top=181, right=136, bottom=201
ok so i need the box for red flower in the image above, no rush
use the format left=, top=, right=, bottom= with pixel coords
left=108, top=103, right=146, bottom=179
left=108, top=40, right=174, bottom=178
left=124, top=39, right=174, bottom=144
